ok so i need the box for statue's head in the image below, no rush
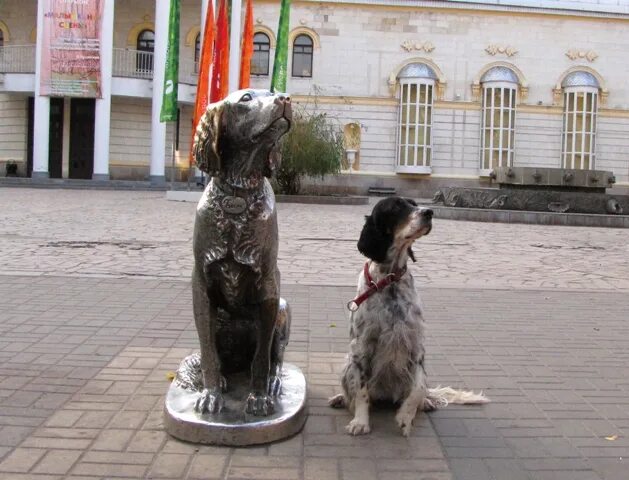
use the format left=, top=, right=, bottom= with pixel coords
left=193, top=89, right=292, bottom=185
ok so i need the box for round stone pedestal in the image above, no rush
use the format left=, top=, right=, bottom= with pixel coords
left=164, top=363, right=307, bottom=446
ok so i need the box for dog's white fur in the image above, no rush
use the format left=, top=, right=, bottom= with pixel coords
left=329, top=197, right=488, bottom=436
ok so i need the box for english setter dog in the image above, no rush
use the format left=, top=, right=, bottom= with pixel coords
left=329, top=197, right=488, bottom=436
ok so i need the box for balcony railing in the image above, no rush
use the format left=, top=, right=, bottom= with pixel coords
left=0, top=45, right=36, bottom=73
left=110, top=48, right=198, bottom=85
left=0, top=45, right=198, bottom=86
left=112, top=48, right=154, bottom=79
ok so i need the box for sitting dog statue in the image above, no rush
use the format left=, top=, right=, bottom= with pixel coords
left=183, top=89, right=292, bottom=416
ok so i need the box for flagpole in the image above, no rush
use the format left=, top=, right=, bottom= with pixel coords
left=228, top=0, right=242, bottom=93
left=170, top=118, right=176, bottom=188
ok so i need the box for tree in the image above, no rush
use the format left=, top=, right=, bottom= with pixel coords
left=275, top=110, right=343, bottom=195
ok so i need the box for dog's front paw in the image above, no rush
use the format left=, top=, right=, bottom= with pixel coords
left=395, top=410, right=415, bottom=437
left=328, top=394, right=346, bottom=409
left=268, top=375, right=282, bottom=397
left=194, top=388, right=224, bottom=414
left=245, top=392, right=275, bottom=416
left=346, top=418, right=371, bottom=435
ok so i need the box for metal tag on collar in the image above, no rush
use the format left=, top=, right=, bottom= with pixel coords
left=221, top=196, right=247, bottom=214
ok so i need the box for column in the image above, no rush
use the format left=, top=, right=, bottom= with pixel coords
left=150, top=0, right=169, bottom=185
left=228, top=0, right=242, bottom=93
left=32, top=0, right=50, bottom=179
left=93, top=0, right=114, bottom=181
left=195, top=0, right=214, bottom=184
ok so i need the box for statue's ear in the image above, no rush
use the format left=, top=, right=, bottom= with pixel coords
left=193, top=103, right=224, bottom=176
left=264, top=144, right=281, bottom=178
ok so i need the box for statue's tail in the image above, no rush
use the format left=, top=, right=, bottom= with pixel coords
left=425, top=386, right=489, bottom=410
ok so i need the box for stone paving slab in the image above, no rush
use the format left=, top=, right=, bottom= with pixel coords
left=1, top=188, right=629, bottom=291
left=1, top=276, right=628, bottom=479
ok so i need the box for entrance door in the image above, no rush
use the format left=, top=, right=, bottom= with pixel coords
left=27, top=97, right=64, bottom=178
left=69, top=98, right=95, bottom=179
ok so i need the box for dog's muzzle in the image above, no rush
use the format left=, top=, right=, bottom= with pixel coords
left=274, top=94, right=292, bottom=125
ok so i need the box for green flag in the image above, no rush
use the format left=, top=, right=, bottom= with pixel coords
left=160, top=0, right=180, bottom=122
left=270, top=0, right=291, bottom=93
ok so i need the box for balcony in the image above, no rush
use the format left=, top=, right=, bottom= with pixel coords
left=0, top=45, right=198, bottom=85
left=0, top=45, right=36, bottom=73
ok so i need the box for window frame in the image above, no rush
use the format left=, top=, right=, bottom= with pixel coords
left=479, top=80, right=517, bottom=175
left=251, top=32, right=270, bottom=76
left=395, top=78, right=435, bottom=174
left=194, top=33, right=200, bottom=73
left=291, top=34, right=313, bottom=78
left=561, top=86, right=598, bottom=170
left=136, top=29, right=155, bottom=74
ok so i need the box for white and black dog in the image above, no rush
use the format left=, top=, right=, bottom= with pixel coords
left=329, top=197, right=488, bottom=436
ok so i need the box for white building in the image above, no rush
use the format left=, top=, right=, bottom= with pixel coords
left=1, top=0, right=629, bottom=195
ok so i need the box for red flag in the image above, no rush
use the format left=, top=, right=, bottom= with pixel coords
left=190, top=1, right=215, bottom=165
left=210, top=0, right=230, bottom=102
left=239, top=0, right=254, bottom=89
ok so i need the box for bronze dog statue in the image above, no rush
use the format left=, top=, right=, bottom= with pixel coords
left=189, top=89, right=292, bottom=416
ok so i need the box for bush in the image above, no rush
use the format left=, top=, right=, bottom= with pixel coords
left=5, top=161, right=18, bottom=177
left=276, top=111, right=343, bottom=195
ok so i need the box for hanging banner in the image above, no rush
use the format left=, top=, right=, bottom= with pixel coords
left=40, top=0, right=103, bottom=98
left=270, top=0, right=291, bottom=93
left=160, top=0, right=180, bottom=122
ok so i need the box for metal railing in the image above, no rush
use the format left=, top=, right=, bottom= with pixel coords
left=0, top=45, right=197, bottom=85
left=112, top=48, right=154, bottom=79
left=0, top=45, right=36, bottom=73
left=112, top=48, right=198, bottom=85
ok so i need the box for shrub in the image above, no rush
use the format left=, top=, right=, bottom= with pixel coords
left=275, top=110, right=343, bottom=195
left=5, top=161, right=18, bottom=177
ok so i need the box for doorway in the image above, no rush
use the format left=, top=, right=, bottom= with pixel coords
left=69, top=98, right=95, bottom=179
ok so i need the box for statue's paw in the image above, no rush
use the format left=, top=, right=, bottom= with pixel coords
left=268, top=375, right=282, bottom=397
left=245, top=392, right=275, bottom=416
left=194, top=388, right=224, bottom=414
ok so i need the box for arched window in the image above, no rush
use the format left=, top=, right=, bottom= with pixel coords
left=292, top=34, right=313, bottom=78
left=396, top=63, right=436, bottom=173
left=480, top=66, right=518, bottom=172
left=252, top=32, right=270, bottom=76
left=561, top=71, right=599, bottom=170
left=136, top=29, right=155, bottom=74
left=194, top=33, right=200, bottom=73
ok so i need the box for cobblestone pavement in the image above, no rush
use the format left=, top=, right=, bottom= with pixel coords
left=1, top=187, right=629, bottom=480
left=1, top=188, right=628, bottom=290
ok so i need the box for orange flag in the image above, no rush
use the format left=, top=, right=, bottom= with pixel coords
left=239, top=0, right=254, bottom=89
left=190, top=1, right=215, bottom=165
left=210, top=0, right=230, bottom=102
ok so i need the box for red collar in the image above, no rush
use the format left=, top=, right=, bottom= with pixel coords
left=347, top=262, right=407, bottom=312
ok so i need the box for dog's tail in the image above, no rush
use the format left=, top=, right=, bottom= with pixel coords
left=425, top=386, right=489, bottom=410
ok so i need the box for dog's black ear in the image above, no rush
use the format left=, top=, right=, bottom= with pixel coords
left=357, top=215, right=391, bottom=263
left=193, top=102, right=224, bottom=176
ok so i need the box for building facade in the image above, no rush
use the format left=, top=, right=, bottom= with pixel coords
left=1, top=0, right=629, bottom=193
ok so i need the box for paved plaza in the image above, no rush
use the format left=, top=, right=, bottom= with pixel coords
left=0, top=187, right=628, bottom=480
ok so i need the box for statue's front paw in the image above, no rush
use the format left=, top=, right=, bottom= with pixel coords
left=245, top=392, right=275, bottom=416
left=268, top=375, right=282, bottom=397
left=194, top=388, right=224, bottom=414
